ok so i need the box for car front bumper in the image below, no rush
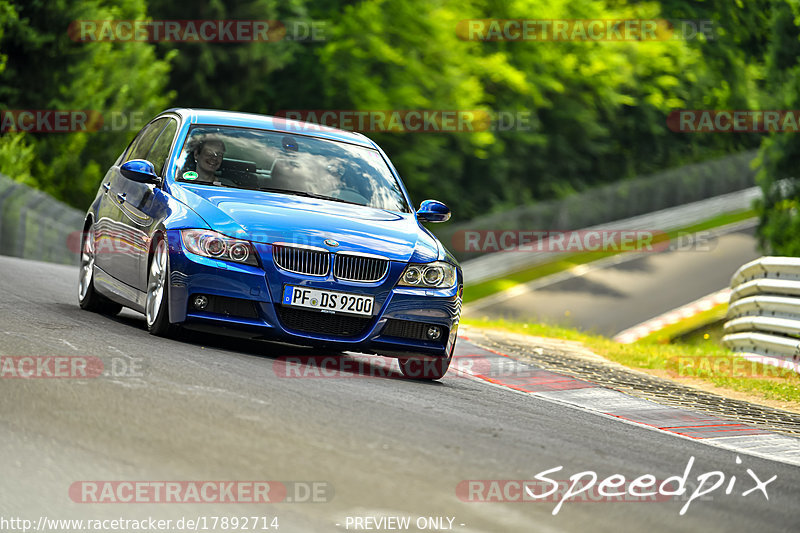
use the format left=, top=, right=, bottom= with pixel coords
left=165, top=231, right=462, bottom=358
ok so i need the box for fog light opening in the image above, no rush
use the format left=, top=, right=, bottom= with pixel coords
left=192, top=294, right=209, bottom=310
left=426, top=325, right=442, bottom=341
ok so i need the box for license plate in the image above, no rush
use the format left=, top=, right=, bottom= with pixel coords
left=282, top=285, right=375, bottom=317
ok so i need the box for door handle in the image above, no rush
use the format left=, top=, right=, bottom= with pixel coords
left=103, top=182, right=111, bottom=192
left=116, top=192, right=126, bottom=203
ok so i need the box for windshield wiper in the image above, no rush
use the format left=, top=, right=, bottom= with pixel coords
left=257, top=187, right=363, bottom=206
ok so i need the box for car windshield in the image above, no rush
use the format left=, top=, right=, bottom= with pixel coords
left=175, top=125, right=410, bottom=213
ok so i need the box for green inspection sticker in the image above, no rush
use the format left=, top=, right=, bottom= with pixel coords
left=182, top=171, right=198, bottom=180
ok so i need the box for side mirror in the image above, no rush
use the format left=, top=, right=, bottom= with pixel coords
left=120, top=159, right=160, bottom=184
left=417, top=199, right=451, bottom=223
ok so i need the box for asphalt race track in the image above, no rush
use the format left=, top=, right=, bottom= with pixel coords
left=466, top=226, right=760, bottom=337
left=0, top=255, right=798, bottom=532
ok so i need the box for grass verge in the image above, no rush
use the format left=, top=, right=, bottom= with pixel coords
left=463, top=209, right=756, bottom=304
left=461, top=317, right=800, bottom=407
left=637, top=302, right=729, bottom=345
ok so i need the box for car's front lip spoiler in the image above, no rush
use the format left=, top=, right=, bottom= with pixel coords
left=181, top=312, right=453, bottom=358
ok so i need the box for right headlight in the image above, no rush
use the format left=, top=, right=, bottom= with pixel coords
left=180, top=229, right=259, bottom=266
left=398, top=261, right=457, bottom=289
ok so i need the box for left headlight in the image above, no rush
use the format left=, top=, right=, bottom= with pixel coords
left=398, top=261, right=457, bottom=289
left=180, top=229, right=259, bottom=266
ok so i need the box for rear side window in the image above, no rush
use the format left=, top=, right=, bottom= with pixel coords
left=145, top=119, right=178, bottom=175
left=124, top=118, right=169, bottom=163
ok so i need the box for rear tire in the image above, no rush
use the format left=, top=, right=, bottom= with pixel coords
left=78, top=225, right=122, bottom=316
left=146, top=236, right=177, bottom=337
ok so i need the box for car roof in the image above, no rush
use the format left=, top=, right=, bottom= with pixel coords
left=165, top=108, right=377, bottom=149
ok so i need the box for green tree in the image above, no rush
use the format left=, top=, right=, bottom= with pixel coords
left=0, top=0, right=789, bottom=225
left=146, top=0, right=308, bottom=113
left=0, top=1, right=35, bottom=184
left=313, top=0, right=751, bottom=218
left=0, top=0, right=174, bottom=207
left=754, top=0, right=800, bottom=256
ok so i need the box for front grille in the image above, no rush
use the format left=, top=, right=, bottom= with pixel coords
left=382, top=319, right=446, bottom=342
left=273, top=244, right=329, bottom=276
left=277, top=306, right=372, bottom=337
left=334, top=254, right=389, bottom=282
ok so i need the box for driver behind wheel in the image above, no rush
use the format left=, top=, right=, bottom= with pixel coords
left=182, top=136, right=228, bottom=185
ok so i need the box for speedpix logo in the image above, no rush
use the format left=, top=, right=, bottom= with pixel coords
left=457, top=456, right=776, bottom=516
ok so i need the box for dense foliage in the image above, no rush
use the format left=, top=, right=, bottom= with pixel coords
left=0, top=0, right=797, bottom=252
left=0, top=0, right=173, bottom=206
left=753, top=0, right=800, bottom=255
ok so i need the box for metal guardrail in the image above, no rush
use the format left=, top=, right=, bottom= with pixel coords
left=462, top=186, right=761, bottom=285
left=436, top=149, right=758, bottom=265
left=0, top=173, right=84, bottom=266
left=723, top=257, right=800, bottom=372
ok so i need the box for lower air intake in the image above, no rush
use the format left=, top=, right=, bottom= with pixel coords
left=276, top=306, right=372, bottom=337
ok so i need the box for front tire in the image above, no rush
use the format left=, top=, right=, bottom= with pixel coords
left=145, top=236, right=176, bottom=337
left=78, top=226, right=122, bottom=316
left=398, top=346, right=453, bottom=381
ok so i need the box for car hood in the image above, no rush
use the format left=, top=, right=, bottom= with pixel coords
left=170, top=184, right=441, bottom=263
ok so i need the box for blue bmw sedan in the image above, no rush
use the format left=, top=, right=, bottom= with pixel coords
left=78, top=109, right=463, bottom=379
